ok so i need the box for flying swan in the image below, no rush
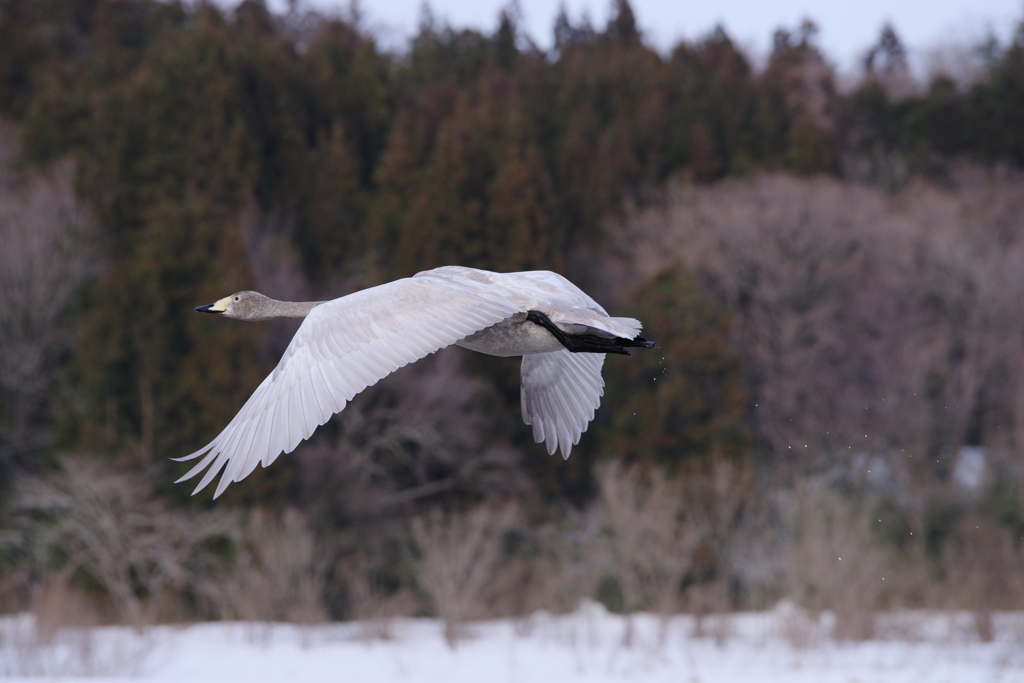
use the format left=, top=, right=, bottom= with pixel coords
left=176, top=266, right=655, bottom=498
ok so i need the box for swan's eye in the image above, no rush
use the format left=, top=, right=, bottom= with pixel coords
left=234, top=296, right=240, bottom=302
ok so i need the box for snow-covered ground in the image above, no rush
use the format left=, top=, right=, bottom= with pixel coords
left=3, top=602, right=1023, bottom=682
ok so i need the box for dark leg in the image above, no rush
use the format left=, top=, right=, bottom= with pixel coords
left=526, top=310, right=656, bottom=356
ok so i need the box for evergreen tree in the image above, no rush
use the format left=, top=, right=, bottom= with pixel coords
left=602, top=267, right=749, bottom=468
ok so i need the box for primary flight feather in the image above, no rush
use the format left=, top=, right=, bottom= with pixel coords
left=176, top=266, right=655, bottom=498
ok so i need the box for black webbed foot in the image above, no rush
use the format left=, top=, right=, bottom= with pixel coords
left=526, top=310, right=656, bottom=356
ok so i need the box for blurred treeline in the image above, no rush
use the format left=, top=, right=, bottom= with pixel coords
left=2, top=0, right=1024, bottom=635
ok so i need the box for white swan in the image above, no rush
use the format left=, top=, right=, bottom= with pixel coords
left=176, top=266, right=654, bottom=498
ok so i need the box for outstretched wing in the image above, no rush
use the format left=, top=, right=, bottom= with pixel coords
left=419, top=266, right=643, bottom=339
left=176, top=277, right=521, bottom=498
left=520, top=350, right=605, bottom=459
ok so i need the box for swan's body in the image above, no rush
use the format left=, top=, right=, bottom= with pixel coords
left=177, top=266, right=654, bottom=498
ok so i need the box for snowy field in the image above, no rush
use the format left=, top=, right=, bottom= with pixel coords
left=3, top=602, right=1024, bottom=682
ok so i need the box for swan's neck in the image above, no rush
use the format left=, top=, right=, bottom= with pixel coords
left=260, top=299, right=326, bottom=320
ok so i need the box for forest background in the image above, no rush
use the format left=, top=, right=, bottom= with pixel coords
left=2, top=0, right=1024, bottom=641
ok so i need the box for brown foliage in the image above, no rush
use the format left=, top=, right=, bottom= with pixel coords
left=785, top=480, right=892, bottom=640
left=603, top=266, right=749, bottom=467
left=294, top=347, right=529, bottom=523
left=411, top=504, right=518, bottom=646
left=6, top=456, right=236, bottom=626
left=373, top=70, right=558, bottom=276
left=618, top=171, right=1024, bottom=473
left=0, top=125, right=92, bottom=463
left=941, top=516, right=1024, bottom=640
left=596, top=462, right=698, bottom=616
left=210, top=508, right=327, bottom=624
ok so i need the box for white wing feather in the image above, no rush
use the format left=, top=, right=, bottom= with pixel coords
left=176, top=277, right=520, bottom=498
left=520, top=350, right=605, bottom=459
left=418, top=267, right=642, bottom=339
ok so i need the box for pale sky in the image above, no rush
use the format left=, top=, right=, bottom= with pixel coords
left=284, top=0, right=1023, bottom=73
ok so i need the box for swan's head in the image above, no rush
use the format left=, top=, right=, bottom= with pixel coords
left=195, top=291, right=270, bottom=320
